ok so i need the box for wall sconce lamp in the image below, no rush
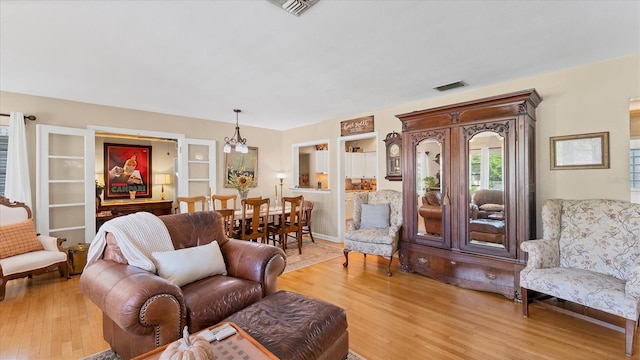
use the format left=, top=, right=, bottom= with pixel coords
left=223, top=109, right=249, bottom=154
left=155, top=173, right=171, bottom=200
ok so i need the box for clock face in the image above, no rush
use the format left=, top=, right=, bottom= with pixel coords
left=389, top=144, right=400, bottom=157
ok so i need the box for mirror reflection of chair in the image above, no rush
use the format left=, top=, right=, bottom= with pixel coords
left=235, top=197, right=270, bottom=243
left=268, top=196, right=304, bottom=253
left=418, top=191, right=442, bottom=236
left=300, top=200, right=315, bottom=243
left=0, top=195, right=70, bottom=301
left=215, top=208, right=236, bottom=239
left=343, top=189, right=403, bottom=276
left=177, top=196, right=207, bottom=213
left=212, top=194, right=237, bottom=211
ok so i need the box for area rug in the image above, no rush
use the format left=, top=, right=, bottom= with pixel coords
left=282, top=240, right=343, bottom=273
left=83, top=348, right=365, bottom=359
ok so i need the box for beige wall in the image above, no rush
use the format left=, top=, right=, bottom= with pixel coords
left=0, top=93, right=283, bottom=208
left=1, top=53, right=639, bottom=240
left=283, top=53, right=640, bottom=238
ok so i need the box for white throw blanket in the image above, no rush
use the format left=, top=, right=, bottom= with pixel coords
left=85, top=212, right=174, bottom=273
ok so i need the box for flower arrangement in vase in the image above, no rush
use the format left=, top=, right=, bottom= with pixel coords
left=228, top=172, right=255, bottom=200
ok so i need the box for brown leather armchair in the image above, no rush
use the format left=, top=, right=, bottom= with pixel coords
left=419, top=191, right=443, bottom=236
left=80, top=211, right=286, bottom=359
left=470, top=189, right=504, bottom=219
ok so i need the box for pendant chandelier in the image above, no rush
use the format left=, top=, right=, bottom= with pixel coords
left=223, top=109, right=248, bottom=153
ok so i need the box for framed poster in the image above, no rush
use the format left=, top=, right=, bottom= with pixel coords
left=550, top=132, right=610, bottom=170
left=104, top=143, right=152, bottom=199
left=224, top=147, right=259, bottom=188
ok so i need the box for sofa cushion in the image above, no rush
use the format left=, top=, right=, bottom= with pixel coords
left=520, top=266, right=637, bottom=320
left=152, top=241, right=227, bottom=286
left=0, top=219, right=43, bottom=259
left=182, top=276, right=263, bottom=333
left=360, top=203, right=390, bottom=229
left=479, top=203, right=504, bottom=212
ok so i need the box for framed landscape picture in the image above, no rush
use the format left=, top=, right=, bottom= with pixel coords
left=550, top=132, right=609, bottom=170
left=104, top=143, right=152, bottom=199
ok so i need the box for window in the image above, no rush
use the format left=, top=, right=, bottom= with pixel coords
left=0, top=127, right=8, bottom=195
left=631, top=148, right=640, bottom=189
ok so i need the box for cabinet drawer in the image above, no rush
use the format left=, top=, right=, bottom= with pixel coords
left=404, top=246, right=519, bottom=299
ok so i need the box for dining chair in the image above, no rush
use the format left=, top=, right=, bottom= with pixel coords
left=300, top=200, right=315, bottom=243
left=212, top=194, right=238, bottom=211
left=216, top=208, right=236, bottom=238
left=268, top=196, right=304, bottom=254
left=235, top=197, right=270, bottom=243
left=177, top=196, right=207, bottom=213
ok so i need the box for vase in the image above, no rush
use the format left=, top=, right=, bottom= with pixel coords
left=238, top=189, right=249, bottom=200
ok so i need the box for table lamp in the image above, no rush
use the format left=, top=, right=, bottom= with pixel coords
left=155, top=173, right=171, bottom=200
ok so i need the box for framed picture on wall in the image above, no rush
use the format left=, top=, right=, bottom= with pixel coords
left=104, top=143, right=152, bottom=199
left=224, top=147, right=259, bottom=188
left=550, top=132, right=610, bottom=170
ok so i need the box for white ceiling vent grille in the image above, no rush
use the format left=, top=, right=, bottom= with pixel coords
left=433, top=81, right=468, bottom=92
left=267, top=0, right=319, bottom=16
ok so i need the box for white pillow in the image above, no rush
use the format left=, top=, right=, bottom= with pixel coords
left=152, top=241, right=227, bottom=287
left=360, top=203, right=390, bottom=229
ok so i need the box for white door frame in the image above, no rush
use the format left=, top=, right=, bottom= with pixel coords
left=336, top=132, right=379, bottom=242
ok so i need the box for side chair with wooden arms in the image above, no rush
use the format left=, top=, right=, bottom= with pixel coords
left=0, top=195, right=70, bottom=301
left=235, top=197, right=270, bottom=243
left=301, top=200, right=315, bottom=243
left=268, top=196, right=304, bottom=254
left=177, top=196, right=207, bottom=213
left=212, top=194, right=237, bottom=211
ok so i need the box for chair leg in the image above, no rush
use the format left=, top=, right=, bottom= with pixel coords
left=59, top=262, right=70, bottom=280
left=386, top=256, right=393, bottom=277
left=307, top=226, right=315, bottom=242
left=626, top=318, right=636, bottom=356
left=521, top=287, right=529, bottom=317
left=297, top=229, right=302, bottom=255
left=0, top=279, right=5, bottom=301
left=343, top=249, right=350, bottom=268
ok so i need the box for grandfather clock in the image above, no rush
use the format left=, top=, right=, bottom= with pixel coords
left=384, top=131, right=402, bottom=181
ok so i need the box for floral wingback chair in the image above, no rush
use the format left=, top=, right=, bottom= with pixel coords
left=343, top=189, right=402, bottom=276
left=520, top=199, right=640, bottom=355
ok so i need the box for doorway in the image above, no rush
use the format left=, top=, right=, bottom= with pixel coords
left=337, top=133, right=379, bottom=241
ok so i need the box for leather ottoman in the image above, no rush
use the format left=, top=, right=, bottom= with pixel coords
left=223, top=290, right=349, bottom=360
left=469, top=218, right=505, bottom=244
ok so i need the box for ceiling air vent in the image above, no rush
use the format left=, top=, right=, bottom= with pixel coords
left=433, top=80, right=468, bottom=92
left=267, top=0, right=319, bottom=16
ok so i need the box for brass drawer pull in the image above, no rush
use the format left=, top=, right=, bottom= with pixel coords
left=418, top=257, right=428, bottom=264
left=486, top=272, right=496, bottom=280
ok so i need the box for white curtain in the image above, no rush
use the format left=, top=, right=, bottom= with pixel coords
left=5, top=112, right=32, bottom=209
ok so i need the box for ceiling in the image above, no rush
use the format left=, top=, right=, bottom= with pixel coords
left=1, top=1, right=638, bottom=130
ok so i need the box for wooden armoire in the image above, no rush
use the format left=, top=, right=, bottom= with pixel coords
left=396, top=89, right=542, bottom=300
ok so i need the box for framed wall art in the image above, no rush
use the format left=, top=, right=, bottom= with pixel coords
left=224, top=146, right=259, bottom=188
left=550, top=132, right=609, bottom=170
left=104, top=143, right=152, bottom=199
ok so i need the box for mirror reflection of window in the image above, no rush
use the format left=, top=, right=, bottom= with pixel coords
left=469, top=132, right=504, bottom=194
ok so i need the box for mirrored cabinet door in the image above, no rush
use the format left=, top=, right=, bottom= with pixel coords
left=407, top=129, right=450, bottom=248
left=459, top=124, right=515, bottom=258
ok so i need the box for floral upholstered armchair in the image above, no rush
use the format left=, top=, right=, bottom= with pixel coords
left=520, top=199, right=640, bottom=355
left=343, top=189, right=402, bottom=276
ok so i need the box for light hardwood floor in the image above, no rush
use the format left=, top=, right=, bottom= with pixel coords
left=0, top=239, right=635, bottom=360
